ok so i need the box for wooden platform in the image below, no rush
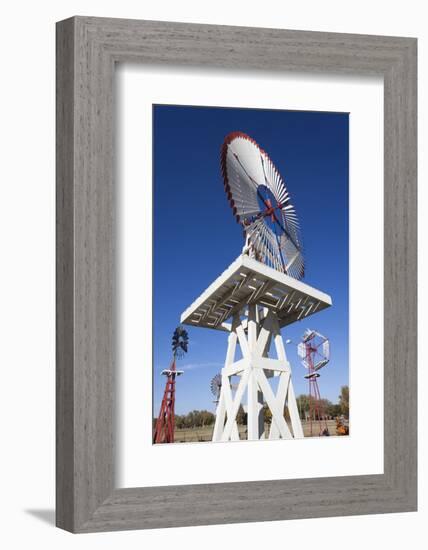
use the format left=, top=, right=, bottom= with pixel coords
left=180, top=255, right=332, bottom=331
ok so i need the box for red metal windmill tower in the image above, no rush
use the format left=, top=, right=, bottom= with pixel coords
left=153, top=326, right=189, bottom=444
left=297, top=329, right=330, bottom=437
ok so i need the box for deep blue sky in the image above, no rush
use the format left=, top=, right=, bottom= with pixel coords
left=153, top=104, right=349, bottom=415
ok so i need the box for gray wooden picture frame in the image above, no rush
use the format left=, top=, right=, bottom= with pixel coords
left=56, top=16, right=417, bottom=533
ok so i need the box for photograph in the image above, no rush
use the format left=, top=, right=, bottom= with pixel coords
left=152, top=104, right=349, bottom=444
left=1, top=4, right=416, bottom=543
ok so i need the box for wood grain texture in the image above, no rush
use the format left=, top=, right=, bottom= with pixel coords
left=56, top=16, right=417, bottom=533
left=56, top=18, right=76, bottom=532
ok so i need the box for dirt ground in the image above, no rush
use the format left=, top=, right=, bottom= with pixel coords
left=174, top=419, right=342, bottom=443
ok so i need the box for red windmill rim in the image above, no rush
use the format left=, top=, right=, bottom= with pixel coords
left=221, top=131, right=272, bottom=224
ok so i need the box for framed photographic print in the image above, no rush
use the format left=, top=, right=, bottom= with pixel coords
left=56, top=16, right=417, bottom=532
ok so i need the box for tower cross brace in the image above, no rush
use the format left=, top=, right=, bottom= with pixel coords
left=212, top=305, right=303, bottom=441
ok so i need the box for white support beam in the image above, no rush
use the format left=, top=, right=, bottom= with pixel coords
left=268, top=371, right=291, bottom=440
left=254, top=368, right=293, bottom=439
left=222, top=358, right=248, bottom=377
left=181, top=255, right=332, bottom=331
left=212, top=317, right=240, bottom=441
left=255, top=309, right=275, bottom=356
left=286, top=378, right=304, bottom=438
left=221, top=368, right=251, bottom=441
left=211, top=304, right=304, bottom=442
left=252, top=356, right=290, bottom=373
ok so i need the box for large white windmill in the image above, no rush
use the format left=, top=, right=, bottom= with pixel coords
left=181, top=132, right=332, bottom=441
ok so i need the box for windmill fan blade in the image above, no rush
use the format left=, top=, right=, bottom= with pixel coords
left=172, top=326, right=189, bottom=358
left=302, top=329, right=316, bottom=343
left=298, top=329, right=330, bottom=371
left=322, top=340, right=330, bottom=360
left=210, top=373, right=222, bottom=398
left=297, top=342, right=306, bottom=359
left=221, top=131, right=304, bottom=279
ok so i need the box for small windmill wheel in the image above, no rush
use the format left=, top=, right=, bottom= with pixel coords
left=210, top=373, right=222, bottom=403
left=297, top=329, right=330, bottom=378
left=171, top=326, right=189, bottom=359
left=221, top=131, right=304, bottom=279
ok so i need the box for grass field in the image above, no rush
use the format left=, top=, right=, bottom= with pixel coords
left=173, top=419, right=342, bottom=443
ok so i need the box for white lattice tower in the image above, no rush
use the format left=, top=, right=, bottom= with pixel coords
left=212, top=305, right=303, bottom=441
left=181, top=255, right=332, bottom=442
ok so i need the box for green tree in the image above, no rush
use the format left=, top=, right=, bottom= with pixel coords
left=174, top=415, right=183, bottom=429
left=236, top=405, right=247, bottom=426
left=199, top=410, right=215, bottom=426
left=296, top=394, right=337, bottom=419
left=318, top=398, right=333, bottom=418
left=263, top=404, right=272, bottom=424
left=175, top=409, right=215, bottom=429
left=327, top=403, right=342, bottom=418
left=296, top=394, right=310, bottom=419
left=339, top=385, right=349, bottom=418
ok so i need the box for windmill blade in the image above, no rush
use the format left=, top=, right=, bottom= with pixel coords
left=314, top=359, right=329, bottom=371
left=302, top=329, right=316, bottom=343
left=221, top=132, right=304, bottom=279
left=299, top=329, right=330, bottom=371
left=172, top=326, right=189, bottom=359
left=322, top=339, right=330, bottom=360
left=297, top=342, right=307, bottom=359
left=210, top=373, right=222, bottom=399
left=281, top=234, right=304, bottom=279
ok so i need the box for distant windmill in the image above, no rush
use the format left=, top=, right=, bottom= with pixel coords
left=297, top=329, right=330, bottom=436
left=210, top=373, right=238, bottom=406
left=210, top=373, right=222, bottom=405
left=153, top=326, right=189, bottom=444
